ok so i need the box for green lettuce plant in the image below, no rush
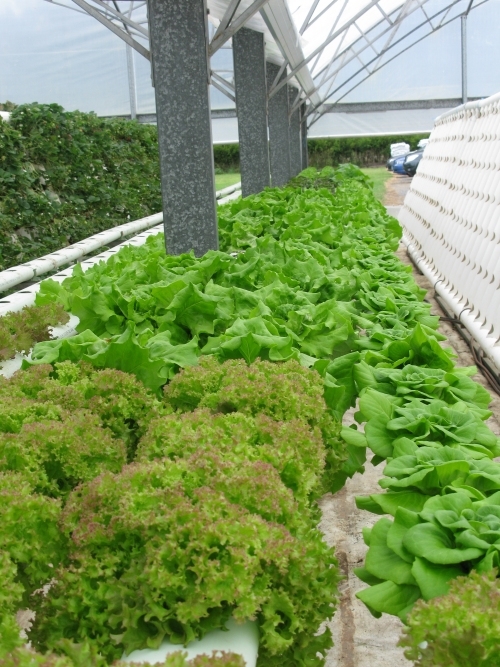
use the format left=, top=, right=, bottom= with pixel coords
left=0, top=411, right=126, bottom=498
left=32, top=459, right=339, bottom=667
left=163, top=357, right=348, bottom=493
left=136, top=408, right=326, bottom=510
left=356, top=390, right=500, bottom=462
left=0, top=362, right=161, bottom=458
left=377, top=445, right=500, bottom=497
left=355, top=491, right=500, bottom=620
left=400, top=569, right=500, bottom=666
left=0, top=473, right=67, bottom=655
left=354, top=362, right=491, bottom=408
left=0, top=304, right=69, bottom=362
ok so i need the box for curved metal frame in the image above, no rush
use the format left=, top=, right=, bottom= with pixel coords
left=41, top=0, right=491, bottom=125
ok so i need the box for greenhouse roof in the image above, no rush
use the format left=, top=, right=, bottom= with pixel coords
left=1, top=0, right=499, bottom=135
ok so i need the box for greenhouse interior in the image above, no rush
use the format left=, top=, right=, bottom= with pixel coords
left=1, top=0, right=500, bottom=666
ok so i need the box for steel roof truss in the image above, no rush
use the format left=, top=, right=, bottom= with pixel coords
left=299, top=0, right=322, bottom=34
left=212, top=70, right=236, bottom=91
left=208, top=0, right=273, bottom=55
left=268, top=0, right=382, bottom=99
left=307, top=0, right=349, bottom=77
left=76, top=0, right=149, bottom=36
left=309, top=0, right=485, bottom=125
left=308, top=0, right=440, bottom=100
left=70, top=0, right=150, bottom=59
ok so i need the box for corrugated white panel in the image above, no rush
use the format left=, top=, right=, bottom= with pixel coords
left=400, top=91, right=500, bottom=371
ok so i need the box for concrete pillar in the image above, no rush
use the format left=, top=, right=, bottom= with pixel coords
left=266, top=62, right=291, bottom=187
left=288, top=86, right=302, bottom=178
left=233, top=28, right=270, bottom=197
left=148, top=0, right=218, bottom=256
left=301, top=102, right=308, bottom=170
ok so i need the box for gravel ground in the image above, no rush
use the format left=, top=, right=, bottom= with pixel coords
left=320, top=174, right=500, bottom=667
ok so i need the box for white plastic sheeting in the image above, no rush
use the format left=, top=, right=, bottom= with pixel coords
left=400, top=90, right=500, bottom=371
left=308, top=107, right=445, bottom=139
left=1, top=1, right=500, bottom=135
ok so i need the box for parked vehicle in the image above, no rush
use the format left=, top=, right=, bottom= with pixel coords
left=386, top=156, right=398, bottom=171
left=392, top=154, right=409, bottom=175
left=403, top=149, right=424, bottom=176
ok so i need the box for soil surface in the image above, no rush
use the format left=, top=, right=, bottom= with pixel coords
left=321, top=175, right=500, bottom=666
left=383, top=173, right=412, bottom=206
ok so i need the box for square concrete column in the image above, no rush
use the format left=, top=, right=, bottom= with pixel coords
left=233, top=28, right=270, bottom=198
left=288, top=86, right=302, bottom=178
left=148, top=0, right=218, bottom=256
left=266, top=62, right=291, bottom=188
left=301, top=102, right=308, bottom=170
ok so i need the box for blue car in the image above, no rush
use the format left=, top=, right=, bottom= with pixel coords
left=392, top=154, right=409, bottom=175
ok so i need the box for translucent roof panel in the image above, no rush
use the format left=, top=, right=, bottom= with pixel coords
left=0, top=0, right=499, bottom=137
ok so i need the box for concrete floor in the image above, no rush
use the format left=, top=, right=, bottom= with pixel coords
left=320, top=174, right=500, bottom=667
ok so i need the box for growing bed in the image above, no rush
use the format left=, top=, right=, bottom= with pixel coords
left=1, top=165, right=500, bottom=667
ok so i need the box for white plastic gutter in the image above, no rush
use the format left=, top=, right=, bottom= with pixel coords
left=0, top=183, right=241, bottom=294
left=216, top=181, right=242, bottom=199
left=0, top=213, right=163, bottom=294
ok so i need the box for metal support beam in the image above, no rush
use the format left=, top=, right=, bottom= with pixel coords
left=267, top=62, right=290, bottom=188
left=288, top=86, right=302, bottom=179
left=233, top=28, right=270, bottom=197
left=208, top=0, right=272, bottom=56
left=148, top=0, right=218, bottom=256
left=300, top=102, right=308, bottom=170
left=126, top=44, right=138, bottom=119
left=461, top=14, right=468, bottom=104
left=71, top=0, right=150, bottom=60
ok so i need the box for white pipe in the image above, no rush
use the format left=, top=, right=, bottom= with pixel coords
left=0, top=183, right=242, bottom=293
left=0, top=184, right=243, bottom=316
left=0, top=213, right=163, bottom=293
left=216, top=181, right=242, bottom=199
left=218, top=189, right=242, bottom=205
left=0, top=223, right=164, bottom=318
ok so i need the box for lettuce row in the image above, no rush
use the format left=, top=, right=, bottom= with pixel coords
left=7, top=166, right=496, bottom=651
left=29, top=168, right=439, bottom=496
left=0, top=358, right=340, bottom=666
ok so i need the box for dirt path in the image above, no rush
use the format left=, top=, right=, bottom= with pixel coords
left=383, top=173, right=412, bottom=206
left=320, top=191, right=500, bottom=666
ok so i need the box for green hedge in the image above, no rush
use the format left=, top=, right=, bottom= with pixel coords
left=213, top=143, right=241, bottom=171
left=0, top=103, right=162, bottom=272
left=307, top=135, right=429, bottom=168
left=214, top=134, right=429, bottom=172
